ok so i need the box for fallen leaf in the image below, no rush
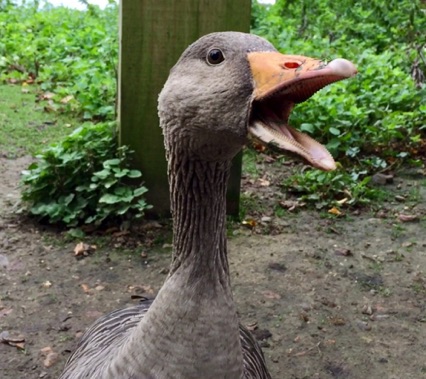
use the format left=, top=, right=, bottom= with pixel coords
left=398, top=214, right=418, bottom=222
left=81, top=283, right=90, bottom=293
left=252, top=142, right=266, bottom=152
left=60, top=95, right=74, bottom=104
left=40, top=346, right=59, bottom=368
left=262, top=290, right=281, bottom=300
left=242, top=219, right=257, bottom=229
left=74, top=242, right=97, bottom=257
left=279, top=200, right=303, bottom=212
left=0, top=331, right=25, bottom=350
left=40, top=92, right=55, bottom=100
left=328, top=207, right=342, bottom=216
left=258, top=178, right=270, bottom=187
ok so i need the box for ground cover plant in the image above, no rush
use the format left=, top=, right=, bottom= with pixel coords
left=20, top=122, right=151, bottom=227
left=0, top=0, right=118, bottom=120
left=0, top=0, right=425, bottom=225
left=252, top=0, right=426, bottom=209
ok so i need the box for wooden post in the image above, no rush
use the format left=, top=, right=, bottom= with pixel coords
left=119, top=0, right=250, bottom=216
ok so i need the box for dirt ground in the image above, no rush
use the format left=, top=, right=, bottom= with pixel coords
left=1, top=155, right=425, bottom=379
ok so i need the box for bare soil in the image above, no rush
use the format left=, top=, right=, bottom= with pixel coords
left=1, top=156, right=425, bottom=379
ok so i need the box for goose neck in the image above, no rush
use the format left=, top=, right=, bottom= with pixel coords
left=168, top=153, right=231, bottom=285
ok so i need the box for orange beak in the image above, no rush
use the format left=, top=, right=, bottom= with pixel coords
left=247, top=51, right=357, bottom=171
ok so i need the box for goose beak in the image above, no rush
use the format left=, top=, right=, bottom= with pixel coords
left=247, top=52, right=357, bottom=171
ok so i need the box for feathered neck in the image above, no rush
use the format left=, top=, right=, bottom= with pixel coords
left=167, top=146, right=232, bottom=287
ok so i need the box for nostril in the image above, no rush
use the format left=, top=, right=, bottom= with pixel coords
left=283, top=61, right=301, bottom=69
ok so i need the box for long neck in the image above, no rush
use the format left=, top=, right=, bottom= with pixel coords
left=106, top=147, right=244, bottom=378
left=168, top=150, right=231, bottom=287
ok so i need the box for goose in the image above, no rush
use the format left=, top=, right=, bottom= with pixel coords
left=59, top=32, right=356, bottom=379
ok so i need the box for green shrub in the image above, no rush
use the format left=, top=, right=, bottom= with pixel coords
left=252, top=0, right=425, bottom=208
left=283, top=168, right=387, bottom=209
left=21, top=122, right=151, bottom=226
left=0, top=1, right=118, bottom=120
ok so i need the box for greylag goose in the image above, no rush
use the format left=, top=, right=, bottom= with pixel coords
left=59, top=32, right=356, bottom=379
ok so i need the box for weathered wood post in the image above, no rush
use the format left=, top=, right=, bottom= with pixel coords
left=119, top=0, right=251, bottom=216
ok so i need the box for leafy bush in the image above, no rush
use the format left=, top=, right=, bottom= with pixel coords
left=283, top=168, right=387, bottom=209
left=0, top=1, right=118, bottom=120
left=21, top=122, right=151, bottom=226
left=252, top=0, right=425, bottom=164
left=252, top=0, right=426, bottom=208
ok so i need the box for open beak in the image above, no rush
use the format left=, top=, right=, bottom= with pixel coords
left=247, top=51, right=357, bottom=171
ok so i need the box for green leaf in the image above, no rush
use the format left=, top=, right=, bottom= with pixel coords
left=128, top=170, right=142, bottom=178
left=300, top=123, right=315, bottom=133
left=329, top=127, right=341, bottom=136
left=133, top=187, right=148, bottom=197
left=98, top=193, right=120, bottom=204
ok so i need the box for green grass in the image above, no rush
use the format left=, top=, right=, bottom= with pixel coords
left=242, top=147, right=260, bottom=178
left=0, top=84, right=78, bottom=157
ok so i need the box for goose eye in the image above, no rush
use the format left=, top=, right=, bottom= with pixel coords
left=207, top=49, right=225, bottom=65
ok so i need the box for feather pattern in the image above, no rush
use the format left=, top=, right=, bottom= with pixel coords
left=60, top=299, right=271, bottom=379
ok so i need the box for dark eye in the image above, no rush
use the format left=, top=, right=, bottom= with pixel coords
left=207, top=49, right=225, bottom=65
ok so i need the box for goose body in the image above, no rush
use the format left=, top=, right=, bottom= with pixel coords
left=59, top=32, right=356, bottom=379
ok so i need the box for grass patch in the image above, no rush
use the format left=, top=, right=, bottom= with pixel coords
left=0, top=84, right=77, bottom=157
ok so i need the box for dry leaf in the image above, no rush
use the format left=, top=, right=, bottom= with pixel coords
left=252, top=142, right=266, bottom=152
left=81, top=283, right=90, bottom=293
left=328, top=207, right=342, bottom=216
left=242, top=219, right=257, bottom=229
left=336, top=198, right=348, bottom=205
left=279, top=200, right=303, bottom=212
left=40, top=92, right=55, bottom=100
left=258, top=178, right=270, bottom=187
left=262, top=290, right=281, bottom=300
left=60, top=95, right=74, bottom=104
left=40, top=346, right=59, bottom=368
left=0, top=331, right=25, bottom=350
left=74, top=242, right=97, bottom=257
left=398, top=214, right=418, bottom=222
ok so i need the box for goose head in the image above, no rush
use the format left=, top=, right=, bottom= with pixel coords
left=158, top=32, right=356, bottom=169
